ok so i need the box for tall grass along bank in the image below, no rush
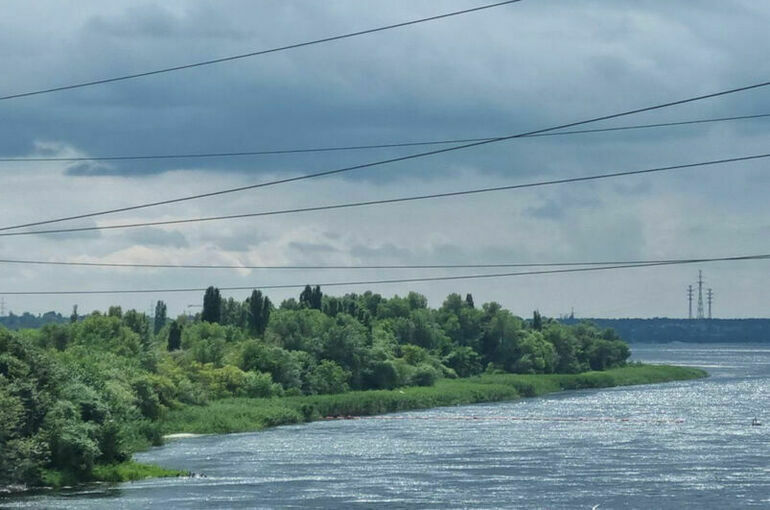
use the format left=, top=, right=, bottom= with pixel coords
left=162, top=364, right=706, bottom=435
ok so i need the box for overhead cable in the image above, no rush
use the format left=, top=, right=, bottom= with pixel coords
left=2, top=113, right=769, bottom=163
left=0, top=1, right=522, bottom=102
left=1, top=151, right=766, bottom=237
left=0, top=255, right=755, bottom=271
left=2, top=78, right=769, bottom=233
left=1, top=254, right=767, bottom=295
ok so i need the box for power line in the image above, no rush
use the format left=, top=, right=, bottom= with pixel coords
left=0, top=0, right=522, bottom=102
left=2, top=79, right=769, bottom=233
left=2, top=151, right=766, bottom=237
left=0, top=255, right=752, bottom=271
left=1, top=254, right=767, bottom=295
left=3, top=113, right=769, bottom=163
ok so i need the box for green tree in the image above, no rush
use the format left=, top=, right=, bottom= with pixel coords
left=302, top=286, right=323, bottom=310
left=308, top=360, right=351, bottom=394
left=220, top=297, right=245, bottom=327
left=532, top=310, right=543, bottom=331
left=262, top=297, right=272, bottom=334
left=443, top=346, right=482, bottom=377
left=320, top=314, right=369, bottom=388
left=239, top=341, right=302, bottom=390
left=202, top=286, right=222, bottom=324
left=247, top=290, right=271, bottom=336
left=280, top=298, right=301, bottom=310
left=122, top=310, right=151, bottom=350
left=153, top=301, right=167, bottom=335
left=299, top=285, right=313, bottom=309
left=544, top=325, right=582, bottom=373
left=167, top=321, right=182, bottom=351
left=362, top=360, right=399, bottom=390
left=265, top=308, right=331, bottom=355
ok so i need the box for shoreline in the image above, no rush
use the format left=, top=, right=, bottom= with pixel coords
left=11, top=364, right=707, bottom=493
left=161, top=364, right=707, bottom=436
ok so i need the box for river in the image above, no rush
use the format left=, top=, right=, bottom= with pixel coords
left=3, top=344, right=769, bottom=509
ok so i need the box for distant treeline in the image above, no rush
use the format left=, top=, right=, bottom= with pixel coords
left=559, top=318, right=770, bottom=343
left=0, top=312, right=67, bottom=330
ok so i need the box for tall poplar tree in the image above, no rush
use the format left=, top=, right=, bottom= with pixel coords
left=261, top=296, right=272, bottom=334
left=202, top=286, right=222, bottom=324
left=248, top=290, right=264, bottom=336
left=299, top=285, right=313, bottom=308
left=153, top=300, right=167, bottom=334
left=167, top=320, right=182, bottom=351
left=311, top=286, right=323, bottom=310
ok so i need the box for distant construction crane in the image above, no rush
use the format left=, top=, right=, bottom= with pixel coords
left=687, top=285, right=693, bottom=319
left=707, top=288, right=713, bottom=319
left=0, top=297, right=5, bottom=316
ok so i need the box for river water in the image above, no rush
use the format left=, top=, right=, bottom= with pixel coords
left=3, top=344, right=769, bottom=509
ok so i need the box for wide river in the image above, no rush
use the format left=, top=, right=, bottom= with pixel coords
left=4, top=344, right=769, bottom=509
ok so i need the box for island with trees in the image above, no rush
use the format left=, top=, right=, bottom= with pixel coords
left=0, top=287, right=705, bottom=491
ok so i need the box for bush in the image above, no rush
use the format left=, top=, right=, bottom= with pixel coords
left=44, top=402, right=101, bottom=476
left=243, top=371, right=276, bottom=398
left=308, top=360, right=351, bottom=395
left=409, top=364, right=439, bottom=387
left=443, top=346, right=482, bottom=377
left=363, top=360, right=400, bottom=390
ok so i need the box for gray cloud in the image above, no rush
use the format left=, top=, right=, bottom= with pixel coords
left=4, top=0, right=770, bottom=182
left=124, top=227, right=188, bottom=248
left=349, top=243, right=415, bottom=262
left=288, top=241, right=338, bottom=255
left=525, top=190, right=602, bottom=220
left=1, top=1, right=768, bottom=317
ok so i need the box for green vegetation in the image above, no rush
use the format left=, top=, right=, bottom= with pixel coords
left=0, top=286, right=698, bottom=491
left=162, top=365, right=706, bottom=435
left=91, top=462, right=188, bottom=483
left=561, top=317, right=770, bottom=344
left=40, top=462, right=186, bottom=487
left=0, top=311, right=66, bottom=330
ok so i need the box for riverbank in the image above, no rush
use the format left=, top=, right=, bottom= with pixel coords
left=41, top=462, right=188, bottom=487
left=161, top=364, right=707, bottom=435
left=24, top=364, right=705, bottom=490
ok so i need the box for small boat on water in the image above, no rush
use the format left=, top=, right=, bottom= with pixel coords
left=751, top=417, right=762, bottom=426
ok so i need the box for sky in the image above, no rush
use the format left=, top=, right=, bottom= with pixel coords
left=1, top=0, right=768, bottom=319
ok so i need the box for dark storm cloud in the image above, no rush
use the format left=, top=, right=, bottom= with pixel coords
left=3, top=0, right=769, bottom=184
left=3, top=0, right=770, bottom=317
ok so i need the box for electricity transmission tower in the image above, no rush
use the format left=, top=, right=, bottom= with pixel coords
left=696, top=270, right=705, bottom=319
left=707, top=288, right=713, bottom=319
left=687, top=285, right=693, bottom=319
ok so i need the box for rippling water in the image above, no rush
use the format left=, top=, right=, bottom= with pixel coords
left=4, top=344, right=769, bottom=509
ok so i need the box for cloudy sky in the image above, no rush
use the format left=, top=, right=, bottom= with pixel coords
left=1, top=0, right=768, bottom=318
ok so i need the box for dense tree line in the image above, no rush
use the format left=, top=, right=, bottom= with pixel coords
left=560, top=317, right=770, bottom=343
left=0, top=311, right=66, bottom=330
left=0, top=288, right=628, bottom=488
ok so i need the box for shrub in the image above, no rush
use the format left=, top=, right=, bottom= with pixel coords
left=409, top=364, right=439, bottom=387
left=309, top=360, right=351, bottom=395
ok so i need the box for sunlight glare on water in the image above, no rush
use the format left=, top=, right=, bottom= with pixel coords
left=4, top=344, right=769, bottom=509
